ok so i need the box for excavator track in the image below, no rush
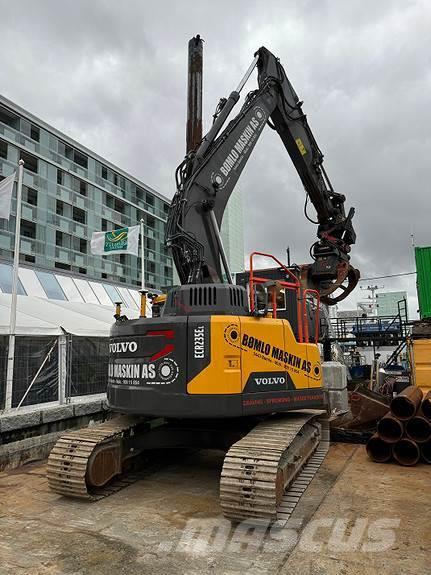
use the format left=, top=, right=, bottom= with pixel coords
left=47, top=415, right=146, bottom=500
left=220, top=411, right=329, bottom=526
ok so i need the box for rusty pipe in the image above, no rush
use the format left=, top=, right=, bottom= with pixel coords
left=405, top=415, right=431, bottom=443
left=366, top=434, right=392, bottom=463
left=393, top=438, right=420, bottom=466
left=421, top=390, right=431, bottom=421
left=390, top=385, right=423, bottom=420
left=377, top=413, right=404, bottom=443
left=421, top=438, right=431, bottom=464
left=186, top=35, right=203, bottom=153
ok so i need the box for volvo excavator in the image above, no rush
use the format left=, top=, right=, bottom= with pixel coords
left=47, top=47, right=359, bottom=524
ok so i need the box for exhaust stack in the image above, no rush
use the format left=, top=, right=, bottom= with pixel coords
left=186, top=35, right=203, bottom=153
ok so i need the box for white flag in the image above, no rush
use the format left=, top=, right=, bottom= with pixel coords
left=91, top=225, right=140, bottom=256
left=0, top=172, right=15, bottom=220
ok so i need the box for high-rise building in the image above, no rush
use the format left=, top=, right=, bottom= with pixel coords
left=376, top=291, right=408, bottom=317
left=220, top=187, right=245, bottom=275
left=0, top=94, right=173, bottom=292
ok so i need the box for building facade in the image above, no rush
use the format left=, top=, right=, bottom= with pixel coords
left=376, top=291, right=408, bottom=317
left=220, top=187, right=245, bottom=275
left=0, top=95, right=173, bottom=291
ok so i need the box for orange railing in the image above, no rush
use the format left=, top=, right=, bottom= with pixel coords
left=248, top=252, right=320, bottom=344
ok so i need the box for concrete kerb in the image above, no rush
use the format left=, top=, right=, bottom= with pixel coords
left=0, top=396, right=108, bottom=434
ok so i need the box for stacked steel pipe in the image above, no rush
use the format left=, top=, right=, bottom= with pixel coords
left=367, top=387, right=431, bottom=466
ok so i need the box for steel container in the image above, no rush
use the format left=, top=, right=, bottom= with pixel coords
left=415, top=246, right=431, bottom=319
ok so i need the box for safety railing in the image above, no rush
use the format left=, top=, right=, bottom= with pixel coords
left=248, top=252, right=320, bottom=343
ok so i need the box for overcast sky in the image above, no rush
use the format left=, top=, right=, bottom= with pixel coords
left=2, top=0, right=430, bottom=316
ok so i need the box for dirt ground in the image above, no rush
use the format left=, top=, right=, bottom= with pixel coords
left=0, top=443, right=429, bottom=575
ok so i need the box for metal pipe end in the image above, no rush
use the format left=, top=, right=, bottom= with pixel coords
left=422, top=394, right=431, bottom=420
left=377, top=414, right=404, bottom=443
left=391, top=387, right=423, bottom=420
left=393, top=438, right=420, bottom=466
left=421, top=438, right=431, bottom=464
left=366, top=434, right=392, bottom=463
left=406, top=416, right=431, bottom=443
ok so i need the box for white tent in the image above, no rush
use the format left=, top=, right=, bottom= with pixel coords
left=0, top=293, right=140, bottom=337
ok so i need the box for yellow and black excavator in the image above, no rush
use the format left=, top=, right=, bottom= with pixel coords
left=47, top=47, right=359, bottom=524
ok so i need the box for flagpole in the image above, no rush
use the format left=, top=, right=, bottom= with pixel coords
left=140, top=218, right=145, bottom=291
left=5, top=159, right=24, bottom=410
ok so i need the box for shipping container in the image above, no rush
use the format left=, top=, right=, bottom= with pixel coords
left=415, top=246, right=431, bottom=319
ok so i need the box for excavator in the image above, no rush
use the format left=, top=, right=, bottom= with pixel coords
left=47, top=47, right=359, bottom=524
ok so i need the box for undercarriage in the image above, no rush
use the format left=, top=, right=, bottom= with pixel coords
left=47, top=410, right=328, bottom=524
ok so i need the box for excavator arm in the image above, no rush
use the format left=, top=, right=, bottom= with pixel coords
left=167, top=46, right=359, bottom=304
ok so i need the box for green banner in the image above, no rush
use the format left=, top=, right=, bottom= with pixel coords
left=104, top=228, right=129, bottom=252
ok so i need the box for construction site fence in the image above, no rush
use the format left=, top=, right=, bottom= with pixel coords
left=0, top=334, right=108, bottom=411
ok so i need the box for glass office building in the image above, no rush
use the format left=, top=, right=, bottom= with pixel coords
left=220, top=188, right=245, bottom=275
left=0, top=94, right=173, bottom=291
left=376, top=291, right=408, bottom=317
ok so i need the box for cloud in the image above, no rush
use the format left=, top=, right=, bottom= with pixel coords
left=2, top=0, right=430, bottom=315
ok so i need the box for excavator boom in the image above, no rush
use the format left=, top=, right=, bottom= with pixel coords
left=167, top=47, right=359, bottom=302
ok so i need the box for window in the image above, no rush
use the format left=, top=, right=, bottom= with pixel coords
left=55, top=275, right=84, bottom=302
left=0, top=106, right=19, bottom=129
left=24, top=255, right=35, bottom=263
left=146, top=193, right=154, bottom=206
left=163, top=202, right=170, bottom=214
left=30, top=125, right=40, bottom=142
left=101, top=218, right=108, bottom=231
left=147, top=215, right=155, bottom=228
left=146, top=237, right=156, bottom=251
left=24, top=187, right=37, bottom=206
left=58, top=141, right=73, bottom=160
left=113, top=173, right=118, bottom=186
left=56, top=200, right=64, bottom=216
left=116, top=198, right=126, bottom=213
left=0, top=263, right=26, bottom=294
left=89, top=281, right=112, bottom=306
left=136, top=187, right=144, bottom=201
left=103, top=283, right=122, bottom=304
left=74, top=278, right=99, bottom=304
left=72, top=177, right=87, bottom=196
left=0, top=140, right=7, bottom=159
left=21, top=220, right=36, bottom=239
left=56, top=230, right=71, bottom=248
left=36, top=271, right=66, bottom=300
left=147, top=261, right=155, bottom=274
left=72, top=206, right=86, bottom=224
left=72, top=237, right=87, bottom=254
left=55, top=261, right=71, bottom=271
left=78, top=267, right=87, bottom=275
left=57, top=169, right=63, bottom=185
left=20, top=150, right=38, bottom=173
left=105, top=193, right=125, bottom=214
left=73, top=150, right=88, bottom=169
left=101, top=166, right=108, bottom=180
